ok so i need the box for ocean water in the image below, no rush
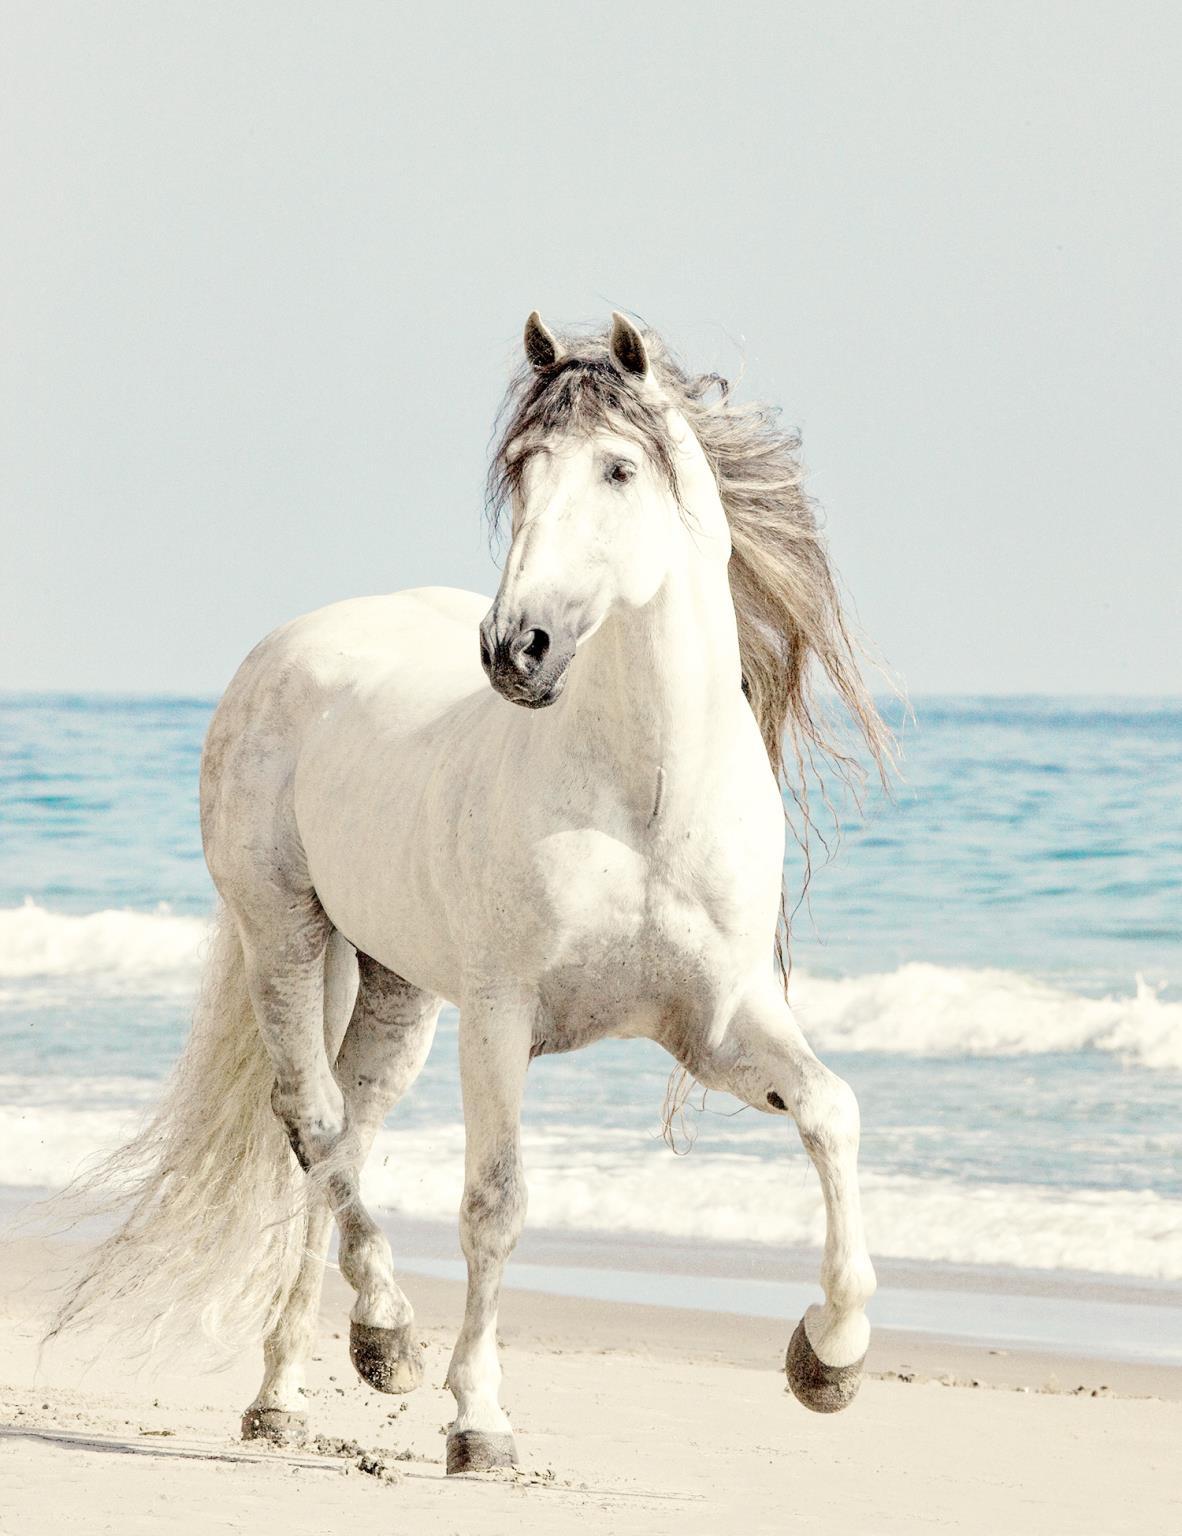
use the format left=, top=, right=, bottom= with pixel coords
left=1, top=694, right=1180, bottom=1287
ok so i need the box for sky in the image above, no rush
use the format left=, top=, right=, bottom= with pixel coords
left=1, top=2, right=1178, bottom=696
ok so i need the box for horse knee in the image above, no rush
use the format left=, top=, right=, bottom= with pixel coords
left=460, top=1152, right=526, bottom=1260
left=793, top=1070, right=861, bottom=1158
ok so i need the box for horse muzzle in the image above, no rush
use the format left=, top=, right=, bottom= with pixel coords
left=479, top=609, right=575, bottom=709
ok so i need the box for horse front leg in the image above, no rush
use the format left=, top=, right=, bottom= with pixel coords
left=446, top=987, right=533, bottom=1474
left=706, top=981, right=876, bottom=1412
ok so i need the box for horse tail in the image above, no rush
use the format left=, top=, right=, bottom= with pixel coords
left=45, top=908, right=313, bottom=1360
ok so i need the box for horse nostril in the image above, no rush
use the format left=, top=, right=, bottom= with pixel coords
left=514, top=627, right=551, bottom=673
left=479, top=631, right=493, bottom=674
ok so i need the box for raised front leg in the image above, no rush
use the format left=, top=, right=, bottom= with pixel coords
left=446, top=988, right=533, bottom=1474
left=704, top=981, right=876, bottom=1412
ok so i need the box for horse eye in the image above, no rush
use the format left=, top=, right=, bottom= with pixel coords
left=606, top=460, right=636, bottom=485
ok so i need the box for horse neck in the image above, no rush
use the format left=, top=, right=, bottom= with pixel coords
left=555, top=524, right=744, bottom=806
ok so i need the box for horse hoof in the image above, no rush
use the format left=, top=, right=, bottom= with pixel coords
left=785, top=1318, right=865, bottom=1413
left=240, top=1407, right=308, bottom=1446
left=349, top=1320, right=424, bottom=1394
left=446, top=1430, right=519, bottom=1475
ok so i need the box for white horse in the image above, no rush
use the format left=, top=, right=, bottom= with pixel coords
left=51, top=313, right=890, bottom=1474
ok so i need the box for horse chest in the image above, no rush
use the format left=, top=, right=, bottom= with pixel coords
left=521, top=828, right=764, bottom=1048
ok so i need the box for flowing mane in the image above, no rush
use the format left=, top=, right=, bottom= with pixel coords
left=488, top=321, right=894, bottom=968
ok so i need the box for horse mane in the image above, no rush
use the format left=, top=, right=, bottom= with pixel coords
left=487, top=321, right=894, bottom=978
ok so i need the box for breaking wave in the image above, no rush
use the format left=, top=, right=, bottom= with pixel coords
left=1, top=903, right=1178, bottom=1069
left=3, top=1090, right=1179, bottom=1281
left=0, top=901, right=206, bottom=990
left=793, top=962, right=1182, bottom=1073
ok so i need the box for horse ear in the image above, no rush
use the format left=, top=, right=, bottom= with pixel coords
left=609, top=312, right=650, bottom=379
left=524, top=311, right=562, bottom=371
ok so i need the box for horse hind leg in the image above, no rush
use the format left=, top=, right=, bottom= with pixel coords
left=241, top=1195, right=334, bottom=1444
left=243, top=932, right=357, bottom=1445
left=331, top=953, right=440, bottom=1394
left=239, top=915, right=439, bottom=1438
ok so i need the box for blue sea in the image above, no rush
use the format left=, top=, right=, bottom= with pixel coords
left=2, top=695, right=1180, bottom=1303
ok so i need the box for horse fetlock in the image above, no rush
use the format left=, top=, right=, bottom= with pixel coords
left=448, top=1380, right=512, bottom=1438
left=341, top=1239, right=411, bottom=1334
left=820, top=1254, right=877, bottom=1315
left=802, top=1299, right=871, bottom=1370
left=254, top=1355, right=308, bottom=1413
left=347, top=1285, right=412, bottom=1334
left=447, top=1333, right=506, bottom=1424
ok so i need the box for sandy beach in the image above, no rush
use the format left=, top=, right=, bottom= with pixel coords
left=1, top=1236, right=1178, bottom=1536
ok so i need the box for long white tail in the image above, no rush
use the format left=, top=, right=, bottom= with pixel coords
left=46, top=909, right=310, bottom=1359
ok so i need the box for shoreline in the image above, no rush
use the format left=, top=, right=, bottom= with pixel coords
left=395, top=1212, right=1182, bottom=1373
left=6, top=1189, right=1182, bottom=1380
left=392, top=1252, right=1182, bottom=1401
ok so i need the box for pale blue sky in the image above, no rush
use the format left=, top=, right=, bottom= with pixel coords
left=1, top=2, right=1178, bottom=695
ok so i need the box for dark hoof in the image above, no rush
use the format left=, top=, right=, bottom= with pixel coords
left=785, top=1318, right=865, bottom=1414
left=349, top=1320, right=424, bottom=1394
left=446, top=1430, right=518, bottom=1475
left=241, top=1407, right=308, bottom=1446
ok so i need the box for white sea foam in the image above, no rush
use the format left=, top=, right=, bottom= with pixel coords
left=0, top=901, right=207, bottom=990
left=792, top=963, right=1182, bottom=1072
left=4, top=903, right=1179, bottom=1070
left=360, top=1123, right=1182, bottom=1280
left=3, top=1091, right=1180, bottom=1281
